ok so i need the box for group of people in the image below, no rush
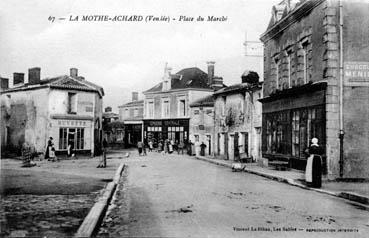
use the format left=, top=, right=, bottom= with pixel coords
left=44, top=137, right=76, bottom=162
left=137, top=138, right=187, bottom=156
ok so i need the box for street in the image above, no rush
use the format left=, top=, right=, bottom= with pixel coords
left=98, top=151, right=369, bottom=238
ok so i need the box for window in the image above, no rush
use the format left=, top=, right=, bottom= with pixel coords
left=195, top=135, right=199, bottom=142
left=274, top=58, right=280, bottom=90
left=147, top=101, right=154, bottom=118
left=134, top=108, right=138, bottom=117
left=68, top=93, right=77, bottom=114
left=263, top=106, right=325, bottom=158
left=194, top=110, right=199, bottom=115
left=59, top=128, right=84, bottom=150
left=124, top=109, right=129, bottom=118
left=59, top=128, right=68, bottom=149
left=286, top=50, right=293, bottom=88
left=302, top=41, right=309, bottom=84
left=76, top=128, right=84, bottom=149
left=178, top=99, right=186, bottom=116
left=162, top=99, right=170, bottom=118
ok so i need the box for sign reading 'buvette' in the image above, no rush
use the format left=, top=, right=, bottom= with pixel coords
left=344, top=62, right=369, bottom=86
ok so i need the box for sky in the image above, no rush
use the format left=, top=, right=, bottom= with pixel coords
left=0, top=0, right=278, bottom=111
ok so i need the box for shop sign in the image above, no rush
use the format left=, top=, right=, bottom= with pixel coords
left=344, top=62, right=369, bottom=86
left=147, top=121, right=162, bottom=126
left=58, top=120, right=88, bottom=127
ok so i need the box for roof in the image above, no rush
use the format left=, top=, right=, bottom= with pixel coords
left=119, top=100, right=144, bottom=108
left=144, top=67, right=213, bottom=93
left=103, top=112, right=119, bottom=119
left=214, top=82, right=262, bottom=96
left=1, top=75, right=104, bottom=97
left=189, top=95, right=214, bottom=107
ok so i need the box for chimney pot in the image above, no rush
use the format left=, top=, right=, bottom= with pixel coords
left=207, top=61, right=215, bottom=85
left=70, top=68, right=78, bottom=78
left=132, top=92, right=138, bottom=101
left=13, top=72, right=25, bottom=85
left=28, top=67, right=41, bottom=85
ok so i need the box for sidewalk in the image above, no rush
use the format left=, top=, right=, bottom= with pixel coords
left=194, top=155, right=369, bottom=207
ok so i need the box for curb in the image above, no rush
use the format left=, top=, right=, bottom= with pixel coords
left=194, top=156, right=369, bottom=208
left=75, top=163, right=126, bottom=238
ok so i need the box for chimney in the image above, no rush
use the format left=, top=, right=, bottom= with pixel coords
left=207, top=61, right=215, bottom=85
left=70, top=68, right=78, bottom=78
left=212, top=76, right=224, bottom=91
left=1, top=78, right=9, bottom=90
left=132, top=92, right=138, bottom=101
left=105, top=106, right=112, bottom=112
left=28, top=67, right=41, bottom=85
left=13, top=72, right=25, bottom=85
left=162, top=63, right=172, bottom=91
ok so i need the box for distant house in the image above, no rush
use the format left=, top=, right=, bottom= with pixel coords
left=213, top=72, right=262, bottom=161
left=189, top=95, right=215, bottom=156
left=118, top=92, right=144, bottom=147
left=142, top=62, right=224, bottom=146
left=102, top=107, right=124, bottom=147
left=1, top=68, right=104, bottom=156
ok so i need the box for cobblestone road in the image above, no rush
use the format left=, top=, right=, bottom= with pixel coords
left=98, top=152, right=369, bottom=238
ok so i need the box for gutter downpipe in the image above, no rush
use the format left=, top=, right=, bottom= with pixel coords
left=339, top=0, right=344, bottom=178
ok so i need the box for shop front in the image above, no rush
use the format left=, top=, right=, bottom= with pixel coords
left=143, top=119, right=189, bottom=146
left=50, top=118, right=93, bottom=155
left=124, top=122, right=143, bottom=147
left=260, top=83, right=327, bottom=170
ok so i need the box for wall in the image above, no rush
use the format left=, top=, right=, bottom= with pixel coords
left=48, top=90, right=95, bottom=116
left=213, top=88, right=262, bottom=161
left=340, top=0, right=369, bottom=178
left=144, top=89, right=213, bottom=120
left=189, top=106, right=214, bottom=155
left=0, top=88, right=49, bottom=154
left=263, top=2, right=326, bottom=97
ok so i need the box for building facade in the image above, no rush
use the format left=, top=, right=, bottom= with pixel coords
left=143, top=63, right=223, bottom=146
left=213, top=75, right=263, bottom=161
left=260, top=0, right=369, bottom=178
left=118, top=92, right=144, bottom=147
left=1, top=67, right=104, bottom=156
left=189, top=95, right=215, bottom=156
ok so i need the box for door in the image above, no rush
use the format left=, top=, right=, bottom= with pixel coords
left=69, top=128, right=76, bottom=148
left=229, top=135, right=234, bottom=161
left=244, top=132, right=249, bottom=157
left=224, top=133, right=228, bottom=160
left=206, top=135, right=211, bottom=155
left=234, top=132, right=239, bottom=160
left=217, top=133, right=220, bottom=155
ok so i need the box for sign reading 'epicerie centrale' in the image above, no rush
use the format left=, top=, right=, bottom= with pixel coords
left=344, top=61, right=369, bottom=86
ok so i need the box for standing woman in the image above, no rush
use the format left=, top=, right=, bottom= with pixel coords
left=305, top=138, right=324, bottom=188
left=45, top=137, right=53, bottom=160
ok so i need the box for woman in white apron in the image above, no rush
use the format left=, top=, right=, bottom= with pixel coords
left=305, top=138, right=323, bottom=188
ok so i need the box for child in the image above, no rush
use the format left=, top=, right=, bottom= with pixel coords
left=49, top=146, right=58, bottom=162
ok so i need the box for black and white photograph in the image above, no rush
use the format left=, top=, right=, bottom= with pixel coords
left=1, top=0, right=369, bottom=237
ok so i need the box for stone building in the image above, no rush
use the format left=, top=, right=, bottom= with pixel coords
left=213, top=72, right=263, bottom=161
left=142, top=63, right=223, bottom=146
left=1, top=67, right=104, bottom=156
left=189, top=95, right=215, bottom=156
left=260, top=0, right=369, bottom=178
left=118, top=92, right=144, bottom=147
